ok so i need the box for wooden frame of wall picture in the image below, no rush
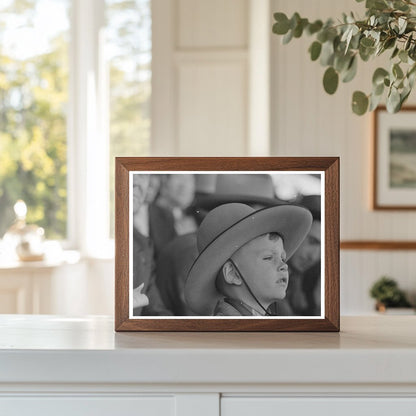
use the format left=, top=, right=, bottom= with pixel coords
left=373, top=106, right=416, bottom=210
left=115, top=157, right=339, bottom=332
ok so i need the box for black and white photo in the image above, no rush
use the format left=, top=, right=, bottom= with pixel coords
left=129, top=172, right=324, bottom=319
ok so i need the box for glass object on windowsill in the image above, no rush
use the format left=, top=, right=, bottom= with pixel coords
left=3, top=200, right=45, bottom=262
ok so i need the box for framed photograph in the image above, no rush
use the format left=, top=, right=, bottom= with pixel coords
left=373, top=106, right=416, bottom=210
left=115, top=157, right=339, bottom=332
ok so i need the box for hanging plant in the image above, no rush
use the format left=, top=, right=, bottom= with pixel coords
left=272, top=0, right=416, bottom=115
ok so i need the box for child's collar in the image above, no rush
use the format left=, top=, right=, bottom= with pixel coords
left=224, top=298, right=264, bottom=316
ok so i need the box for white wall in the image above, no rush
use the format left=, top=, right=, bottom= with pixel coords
left=152, top=0, right=271, bottom=156
left=271, top=0, right=416, bottom=313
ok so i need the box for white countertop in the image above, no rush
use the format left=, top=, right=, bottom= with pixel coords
left=0, top=315, right=415, bottom=387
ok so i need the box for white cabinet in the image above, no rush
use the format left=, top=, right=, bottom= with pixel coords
left=222, top=398, right=416, bottom=416
left=0, top=316, right=415, bottom=416
left=1, top=396, right=175, bottom=416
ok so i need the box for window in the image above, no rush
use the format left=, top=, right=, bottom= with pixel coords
left=0, top=0, right=151, bottom=253
left=0, top=0, right=70, bottom=239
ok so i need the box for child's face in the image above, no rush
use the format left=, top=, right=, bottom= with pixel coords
left=232, top=234, right=288, bottom=304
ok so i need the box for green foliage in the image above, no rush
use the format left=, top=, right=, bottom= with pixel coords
left=272, top=0, right=416, bottom=115
left=352, top=90, right=369, bottom=114
left=0, top=7, right=69, bottom=239
left=370, top=276, right=412, bottom=307
left=323, top=67, right=339, bottom=94
left=309, top=41, right=322, bottom=61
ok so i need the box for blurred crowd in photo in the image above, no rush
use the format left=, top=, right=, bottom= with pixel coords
left=132, top=173, right=321, bottom=317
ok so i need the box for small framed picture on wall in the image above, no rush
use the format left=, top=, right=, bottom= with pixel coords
left=374, top=106, right=416, bottom=209
left=115, top=157, right=339, bottom=332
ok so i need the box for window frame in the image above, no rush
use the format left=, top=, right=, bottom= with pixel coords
left=67, top=0, right=111, bottom=257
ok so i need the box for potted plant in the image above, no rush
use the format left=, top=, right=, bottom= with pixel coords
left=369, top=276, right=414, bottom=313
left=272, top=0, right=416, bottom=115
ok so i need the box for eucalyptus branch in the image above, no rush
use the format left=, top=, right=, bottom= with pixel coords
left=272, top=0, right=416, bottom=115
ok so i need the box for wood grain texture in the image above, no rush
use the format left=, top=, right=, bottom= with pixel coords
left=115, top=157, right=340, bottom=332
left=373, top=106, right=416, bottom=210
left=325, top=157, right=340, bottom=331
left=341, top=241, right=416, bottom=250
left=115, top=159, right=130, bottom=330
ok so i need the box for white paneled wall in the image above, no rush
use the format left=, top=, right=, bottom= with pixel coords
left=177, top=57, right=247, bottom=155
left=177, top=0, right=248, bottom=49
left=271, top=0, right=416, bottom=313
left=152, top=0, right=253, bottom=156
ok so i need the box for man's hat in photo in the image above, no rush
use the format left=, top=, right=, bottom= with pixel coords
left=298, top=194, right=321, bottom=221
left=195, top=174, right=284, bottom=210
left=185, top=203, right=313, bottom=315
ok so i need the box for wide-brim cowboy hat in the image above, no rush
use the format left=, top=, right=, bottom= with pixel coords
left=195, top=174, right=285, bottom=210
left=185, top=203, right=313, bottom=315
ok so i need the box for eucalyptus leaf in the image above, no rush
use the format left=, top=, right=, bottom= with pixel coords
left=409, top=44, right=416, bottom=60
left=273, top=13, right=290, bottom=35
left=369, top=92, right=383, bottom=111
left=400, top=86, right=411, bottom=106
left=366, top=0, right=388, bottom=10
left=342, top=56, right=358, bottom=82
left=352, top=91, right=369, bottom=115
left=409, top=71, right=416, bottom=88
left=307, top=20, right=323, bottom=35
left=373, top=82, right=385, bottom=96
left=399, top=49, right=408, bottom=63
left=290, top=12, right=301, bottom=30
left=334, top=52, right=352, bottom=72
left=344, top=25, right=359, bottom=52
left=350, top=32, right=361, bottom=49
left=360, top=37, right=375, bottom=48
left=282, top=29, right=293, bottom=44
left=309, top=41, right=322, bottom=61
left=393, top=63, right=404, bottom=79
left=359, top=44, right=375, bottom=61
left=323, top=67, right=339, bottom=94
left=341, top=26, right=352, bottom=43
left=386, top=87, right=401, bottom=112
left=320, top=40, right=335, bottom=66
left=408, top=63, right=416, bottom=78
left=398, top=17, right=407, bottom=34
left=372, top=68, right=389, bottom=85
left=391, top=47, right=399, bottom=59
left=393, top=0, right=410, bottom=12
left=347, top=13, right=356, bottom=24
left=405, top=34, right=413, bottom=51
left=383, top=37, right=396, bottom=50
left=317, top=30, right=328, bottom=43
left=293, top=18, right=309, bottom=38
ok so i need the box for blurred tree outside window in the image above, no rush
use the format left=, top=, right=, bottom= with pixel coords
left=106, top=0, right=151, bottom=237
left=0, top=0, right=151, bottom=243
left=0, top=0, right=70, bottom=239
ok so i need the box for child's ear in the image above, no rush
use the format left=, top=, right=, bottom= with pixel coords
left=222, top=261, right=242, bottom=286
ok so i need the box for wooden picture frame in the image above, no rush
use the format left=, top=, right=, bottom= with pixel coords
left=115, top=157, right=339, bottom=332
left=373, top=106, right=416, bottom=210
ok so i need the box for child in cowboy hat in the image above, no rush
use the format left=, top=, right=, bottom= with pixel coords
left=184, top=202, right=312, bottom=316
left=156, top=174, right=285, bottom=316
